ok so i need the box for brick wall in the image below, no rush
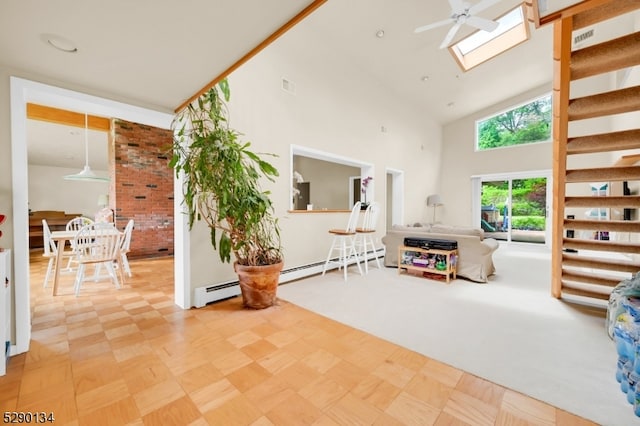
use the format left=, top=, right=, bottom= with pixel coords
left=112, top=120, right=174, bottom=259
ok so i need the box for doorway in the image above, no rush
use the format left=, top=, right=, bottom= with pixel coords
left=10, top=77, right=177, bottom=357
left=472, top=171, right=551, bottom=245
left=385, top=168, right=404, bottom=230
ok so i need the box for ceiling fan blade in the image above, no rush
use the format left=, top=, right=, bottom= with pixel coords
left=414, top=18, right=453, bottom=33
left=469, top=0, right=501, bottom=15
left=448, top=0, right=467, bottom=12
left=466, top=15, right=499, bottom=32
left=440, top=22, right=462, bottom=49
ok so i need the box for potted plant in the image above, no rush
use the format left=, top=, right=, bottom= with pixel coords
left=170, top=79, right=283, bottom=309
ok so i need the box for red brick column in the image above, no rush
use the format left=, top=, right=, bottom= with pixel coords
left=112, top=120, right=174, bottom=259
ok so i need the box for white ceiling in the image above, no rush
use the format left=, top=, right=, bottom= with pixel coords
left=2, top=0, right=632, bottom=170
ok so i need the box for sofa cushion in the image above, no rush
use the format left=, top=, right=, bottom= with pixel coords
left=430, top=224, right=484, bottom=240
left=392, top=223, right=431, bottom=232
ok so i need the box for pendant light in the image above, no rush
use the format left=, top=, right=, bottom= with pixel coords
left=63, top=112, right=109, bottom=182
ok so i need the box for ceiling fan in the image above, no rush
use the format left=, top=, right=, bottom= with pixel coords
left=414, top=0, right=501, bottom=49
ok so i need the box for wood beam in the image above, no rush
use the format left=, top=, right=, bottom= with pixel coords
left=175, top=0, right=328, bottom=113
left=26, top=103, right=110, bottom=132
left=551, top=16, right=573, bottom=299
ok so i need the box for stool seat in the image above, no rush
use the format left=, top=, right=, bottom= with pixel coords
left=329, top=229, right=356, bottom=235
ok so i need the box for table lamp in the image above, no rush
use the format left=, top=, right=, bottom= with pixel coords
left=427, top=194, right=443, bottom=224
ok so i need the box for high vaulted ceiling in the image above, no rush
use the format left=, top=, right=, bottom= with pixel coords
left=2, top=0, right=633, bottom=170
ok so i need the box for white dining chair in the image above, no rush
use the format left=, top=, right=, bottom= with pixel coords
left=41, top=219, right=74, bottom=288
left=355, top=201, right=382, bottom=274
left=118, top=219, right=134, bottom=278
left=65, top=216, right=94, bottom=271
left=72, top=222, right=122, bottom=296
left=322, top=201, right=363, bottom=281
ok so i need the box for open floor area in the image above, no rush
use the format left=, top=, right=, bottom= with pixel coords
left=0, top=247, right=619, bottom=425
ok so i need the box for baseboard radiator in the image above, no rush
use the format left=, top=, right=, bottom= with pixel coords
left=193, top=247, right=386, bottom=308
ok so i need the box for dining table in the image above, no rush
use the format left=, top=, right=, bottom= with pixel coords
left=49, top=226, right=122, bottom=296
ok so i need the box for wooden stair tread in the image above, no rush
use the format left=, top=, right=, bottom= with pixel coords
left=567, top=129, right=640, bottom=155
left=571, top=32, right=640, bottom=80
left=565, top=195, right=640, bottom=208
left=564, top=219, right=640, bottom=233
left=572, top=0, right=640, bottom=30
left=563, top=237, right=640, bottom=254
left=568, top=86, right=640, bottom=121
left=565, top=166, right=640, bottom=183
left=562, top=269, right=625, bottom=287
left=560, top=284, right=612, bottom=301
left=563, top=252, right=640, bottom=273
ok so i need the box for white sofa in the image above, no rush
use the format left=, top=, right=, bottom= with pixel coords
left=381, top=224, right=499, bottom=283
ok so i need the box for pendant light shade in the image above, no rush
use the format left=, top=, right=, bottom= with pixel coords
left=64, top=113, right=109, bottom=182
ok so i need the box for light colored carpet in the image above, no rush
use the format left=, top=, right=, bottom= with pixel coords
left=277, top=242, right=638, bottom=425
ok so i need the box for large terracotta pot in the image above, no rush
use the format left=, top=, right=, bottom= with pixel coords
left=234, top=261, right=284, bottom=309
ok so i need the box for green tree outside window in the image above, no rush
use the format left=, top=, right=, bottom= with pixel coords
left=477, top=94, right=552, bottom=150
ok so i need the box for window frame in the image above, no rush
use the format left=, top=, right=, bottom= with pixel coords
left=475, top=92, right=553, bottom=152
left=449, top=4, right=530, bottom=72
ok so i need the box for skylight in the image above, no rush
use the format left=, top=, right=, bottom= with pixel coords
left=449, top=4, right=530, bottom=72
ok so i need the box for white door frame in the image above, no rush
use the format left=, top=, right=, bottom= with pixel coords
left=9, top=77, right=184, bottom=357
left=386, top=167, right=404, bottom=229
left=471, top=169, right=552, bottom=245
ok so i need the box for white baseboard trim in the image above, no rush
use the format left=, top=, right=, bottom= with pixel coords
left=192, top=248, right=385, bottom=308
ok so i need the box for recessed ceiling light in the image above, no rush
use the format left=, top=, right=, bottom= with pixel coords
left=375, top=29, right=385, bottom=38
left=40, top=33, right=78, bottom=53
left=421, top=76, right=429, bottom=82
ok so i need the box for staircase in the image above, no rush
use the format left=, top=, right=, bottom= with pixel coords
left=543, top=0, right=640, bottom=304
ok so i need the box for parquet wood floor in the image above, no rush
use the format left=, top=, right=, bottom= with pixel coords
left=0, top=253, right=597, bottom=425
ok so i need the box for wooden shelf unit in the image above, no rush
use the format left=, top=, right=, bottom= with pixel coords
left=28, top=211, right=81, bottom=250
left=397, top=245, right=457, bottom=283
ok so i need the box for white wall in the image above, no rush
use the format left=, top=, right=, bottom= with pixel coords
left=441, top=84, right=554, bottom=227
left=185, top=23, right=443, bottom=290
left=28, top=164, right=109, bottom=218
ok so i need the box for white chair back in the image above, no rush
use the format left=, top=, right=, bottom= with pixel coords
left=66, top=216, right=94, bottom=232
left=345, top=202, right=362, bottom=233
left=120, top=219, right=134, bottom=252
left=361, top=201, right=380, bottom=232
left=42, top=219, right=56, bottom=257
left=75, top=222, right=121, bottom=264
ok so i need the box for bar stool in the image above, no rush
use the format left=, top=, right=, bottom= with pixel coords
left=355, top=201, right=381, bottom=274
left=322, top=202, right=363, bottom=281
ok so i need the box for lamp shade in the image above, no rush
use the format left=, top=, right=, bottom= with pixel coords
left=427, top=194, right=443, bottom=206
left=97, top=194, right=109, bottom=207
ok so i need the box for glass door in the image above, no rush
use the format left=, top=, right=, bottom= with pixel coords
left=511, top=177, right=547, bottom=244
left=480, top=180, right=509, bottom=241
left=478, top=176, right=548, bottom=244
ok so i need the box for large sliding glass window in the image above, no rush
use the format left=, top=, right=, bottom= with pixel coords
left=476, top=174, right=549, bottom=244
